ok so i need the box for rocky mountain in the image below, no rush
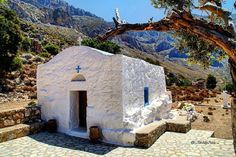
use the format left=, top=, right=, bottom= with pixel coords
left=7, top=0, right=111, bottom=35
left=21, top=0, right=99, bottom=17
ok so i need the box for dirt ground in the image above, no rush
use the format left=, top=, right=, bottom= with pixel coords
left=191, top=93, right=233, bottom=139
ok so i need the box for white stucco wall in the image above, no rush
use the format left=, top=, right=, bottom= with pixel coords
left=37, top=46, right=123, bottom=134
left=37, top=46, right=171, bottom=146
left=121, top=56, right=172, bottom=129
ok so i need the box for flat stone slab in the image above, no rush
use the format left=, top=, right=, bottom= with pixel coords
left=0, top=123, right=44, bottom=143
left=0, top=124, right=30, bottom=142
left=0, top=132, right=234, bottom=156
left=134, top=121, right=166, bottom=148
left=187, top=129, right=215, bottom=138
left=166, top=119, right=191, bottom=133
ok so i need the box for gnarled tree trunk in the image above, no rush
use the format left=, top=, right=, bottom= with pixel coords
left=229, top=58, right=236, bottom=153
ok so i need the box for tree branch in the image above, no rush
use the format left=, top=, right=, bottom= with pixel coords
left=99, top=19, right=176, bottom=41
left=99, top=10, right=236, bottom=63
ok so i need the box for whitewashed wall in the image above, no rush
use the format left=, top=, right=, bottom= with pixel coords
left=37, top=46, right=171, bottom=146
left=37, top=46, right=123, bottom=133
left=122, top=56, right=172, bottom=129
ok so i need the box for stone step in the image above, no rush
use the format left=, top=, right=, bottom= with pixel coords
left=165, top=119, right=191, bottom=133
left=186, top=129, right=215, bottom=138
left=0, top=106, right=41, bottom=129
left=134, top=120, right=166, bottom=148
left=0, top=122, right=44, bottom=143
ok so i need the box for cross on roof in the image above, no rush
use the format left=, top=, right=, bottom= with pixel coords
left=76, top=65, right=81, bottom=73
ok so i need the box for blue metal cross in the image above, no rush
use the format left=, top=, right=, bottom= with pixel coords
left=76, top=65, right=81, bottom=73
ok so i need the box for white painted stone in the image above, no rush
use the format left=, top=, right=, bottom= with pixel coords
left=37, top=46, right=172, bottom=146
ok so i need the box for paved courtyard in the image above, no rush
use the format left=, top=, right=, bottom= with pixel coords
left=0, top=129, right=234, bottom=157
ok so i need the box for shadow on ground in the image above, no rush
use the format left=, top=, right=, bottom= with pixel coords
left=29, top=132, right=118, bottom=155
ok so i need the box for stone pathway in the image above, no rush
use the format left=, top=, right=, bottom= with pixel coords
left=0, top=130, right=234, bottom=157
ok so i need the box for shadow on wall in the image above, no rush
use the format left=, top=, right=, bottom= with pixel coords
left=28, top=132, right=118, bottom=155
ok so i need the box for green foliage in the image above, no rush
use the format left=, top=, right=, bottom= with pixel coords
left=0, top=78, right=7, bottom=92
left=177, top=78, right=192, bottom=87
left=144, top=57, right=160, bottom=66
left=166, top=72, right=191, bottom=87
left=151, top=0, right=193, bottom=11
left=81, top=38, right=97, bottom=47
left=0, top=6, right=22, bottom=72
left=10, top=56, right=22, bottom=71
left=39, top=52, right=51, bottom=58
left=81, top=38, right=121, bottom=54
left=28, top=51, right=37, bottom=55
left=224, top=82, right=235, bottom=94
left=206, top=74, right=217, bottom=89
left=44, top=43, right=60, bottom=55
left=0, top=0, right=6, bottom=3
left=172, top=30, right=225, bottom=68
left=166, top=73, right=177, bottom=86
left=21, top=37, right=32, bottom=52
left=151, top=0, right=227, bottom=69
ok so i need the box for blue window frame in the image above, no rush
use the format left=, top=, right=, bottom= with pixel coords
left=144, top=87, right=149, bottom=106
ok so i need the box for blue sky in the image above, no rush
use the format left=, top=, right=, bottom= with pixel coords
left=66, top=0, right=235, bottom=23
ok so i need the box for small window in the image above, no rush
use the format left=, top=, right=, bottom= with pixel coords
left=144, top=87, right=149, bottom=106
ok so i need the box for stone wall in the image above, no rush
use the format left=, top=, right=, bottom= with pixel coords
left=0, top=106, right=41, bottom=128
left=134, top=121, right=166, bottom=148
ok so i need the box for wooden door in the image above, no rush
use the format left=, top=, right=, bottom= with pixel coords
left=78, top=91, right=87, bottom=128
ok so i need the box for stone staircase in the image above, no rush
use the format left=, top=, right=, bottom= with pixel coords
left=134, top=116, right=192, bottom=148
left=0, top=106, right=44, bottom=142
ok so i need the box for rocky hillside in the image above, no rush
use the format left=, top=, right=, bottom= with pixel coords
left=0, top=17, right=86, bottom=103
left=7, top=0, right=111, bottom=35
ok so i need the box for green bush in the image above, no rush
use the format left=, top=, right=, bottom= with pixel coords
left=28, top=51, right=37, bottom=55
left=0, top=6, right=23, bottom=72
left=81, top=38, right=121, bottom=54
left=44, top=43, right=60, bottom=55
left=166, top=73, right=177, bottom=86
left=224, top=82, right=235, bottom=94
left=10, top=56, right=22, bottom=71
left=206, top=74, right=217, bottom=89
left=0, top=78, right=7, bottom=92
left=81, top=38, right=98, bottom=48
left=177, top=78, right=192, bottom=87
left=21, top=37, right=31, bottom=52
left=39, top=52, right=51, bottom=58
left=166, top=72, right=191, bottom=87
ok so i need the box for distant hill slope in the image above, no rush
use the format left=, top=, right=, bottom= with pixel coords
left=7, top=0, right=110, bottom=35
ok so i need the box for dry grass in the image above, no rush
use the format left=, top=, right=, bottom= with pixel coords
left=170, top=86, right=219, bottom=102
